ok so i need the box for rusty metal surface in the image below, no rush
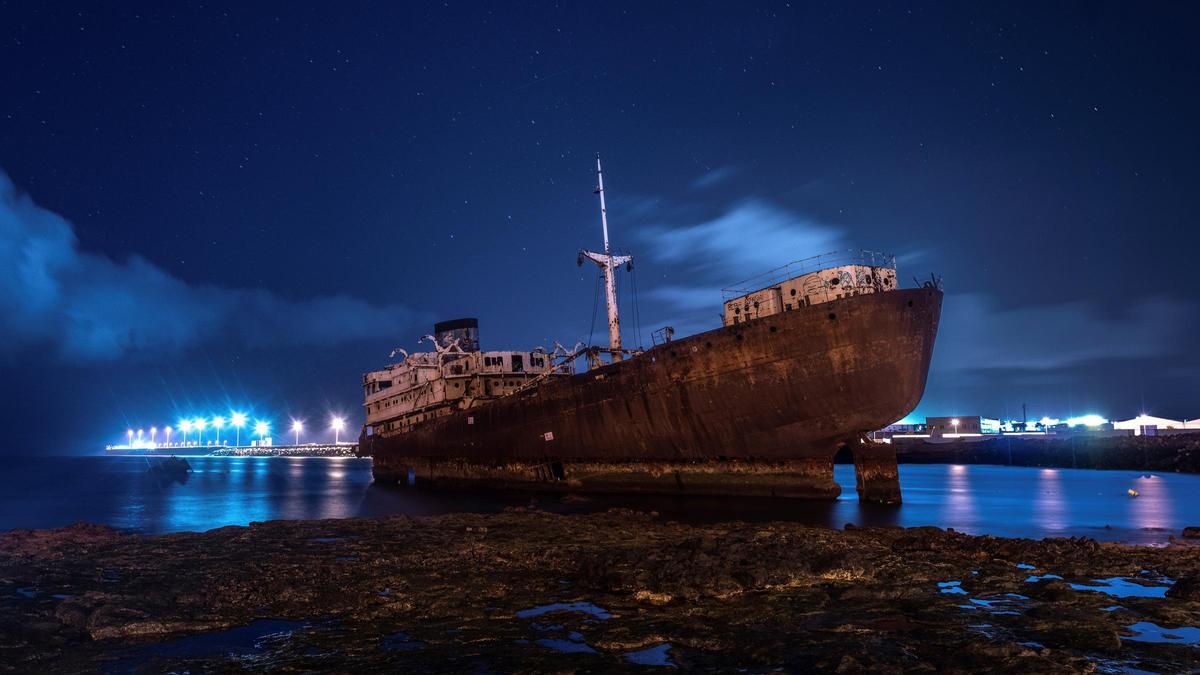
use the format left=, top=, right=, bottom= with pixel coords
left=375, top=456, right=842, bottom=499
left=365, top=288, right=941, bottom=489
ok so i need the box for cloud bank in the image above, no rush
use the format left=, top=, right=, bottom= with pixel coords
left=0, top=172, right=414, bottom=362
left=633, top=196, right=1193, bottom=384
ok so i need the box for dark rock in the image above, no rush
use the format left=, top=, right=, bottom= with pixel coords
left=1182, top=526, right=1200, bottom=539
left=1166, top=575, right=1200, bottom=601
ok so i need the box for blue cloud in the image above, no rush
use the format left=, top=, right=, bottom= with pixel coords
left=0, top=171, right=416, bottom=361
left=689, top=165, right=741, bottom=190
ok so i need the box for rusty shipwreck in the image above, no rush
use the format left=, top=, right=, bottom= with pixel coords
left=358, top=157, right=942, bottom=503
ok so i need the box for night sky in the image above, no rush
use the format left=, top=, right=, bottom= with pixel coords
left=3, top=2, right=1199, bottom=451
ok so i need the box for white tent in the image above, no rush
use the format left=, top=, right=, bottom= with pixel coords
left=1114, top=415, right=1184, bottom=435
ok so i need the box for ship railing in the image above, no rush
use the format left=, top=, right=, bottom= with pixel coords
left=721, top=249, right=895, bottom=300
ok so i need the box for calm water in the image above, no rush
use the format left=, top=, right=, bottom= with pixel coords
left=0, top=456, right=1196, bottom=544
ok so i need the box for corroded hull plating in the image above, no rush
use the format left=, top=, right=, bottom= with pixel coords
left=361, top=287, right=942, bottom=500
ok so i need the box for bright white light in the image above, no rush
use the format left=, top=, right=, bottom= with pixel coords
left=291, top=419, right=304, bottom=432
left=231, top=412, right=247, bottom=428
left=193, top=417, right=207, bottom=431
left=254, top=421, right=269, bottom=436
left=212, top=415, right=225, bottom=429
left=1066, top=414, right=1107, bottom=427
left=951, top=418, right=960, bottom=426
left=331, top=416, right=345, bottom=431
left=179, top=420, right=193, bottom=432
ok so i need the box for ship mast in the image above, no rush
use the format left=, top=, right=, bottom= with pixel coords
left=579, top=154, right=632, bottom=362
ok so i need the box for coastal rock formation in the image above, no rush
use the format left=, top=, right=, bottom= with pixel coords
left=1, top=510, right=1199, bottom=671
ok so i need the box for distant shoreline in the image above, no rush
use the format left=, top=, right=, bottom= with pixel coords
left=890, top=434, right=1200, bottom=473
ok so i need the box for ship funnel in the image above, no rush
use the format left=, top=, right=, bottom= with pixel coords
left=434, top=318, right=480, bottom=353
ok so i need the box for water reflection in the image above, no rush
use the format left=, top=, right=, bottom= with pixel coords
left=1034, top=468, right=1069, bottom=533
left=1, top=457, right=1199, bottom=544
left=942, top=465, right=978, bottom=529
left=1128, top=474, right=1172, bottom=532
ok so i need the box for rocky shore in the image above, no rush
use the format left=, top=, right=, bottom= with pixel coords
left=2, top=509, right=1200, bottom=672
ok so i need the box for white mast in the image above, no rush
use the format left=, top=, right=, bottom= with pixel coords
left=580, top=154, right=632, bottom=362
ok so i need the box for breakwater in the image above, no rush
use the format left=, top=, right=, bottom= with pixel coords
left=207, top=444, right=357, bottom=458
left=895, top=435, right=1200, bottom=473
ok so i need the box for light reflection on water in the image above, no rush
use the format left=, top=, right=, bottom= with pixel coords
left=0, top=457, right=1196, bottom=543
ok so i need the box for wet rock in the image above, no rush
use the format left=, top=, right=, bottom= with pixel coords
left=2, top=512, right=1200, bottom=671
left=1183, top=527, right=1200, bottom=539
left=1166, top=575, right=1200, bottom=601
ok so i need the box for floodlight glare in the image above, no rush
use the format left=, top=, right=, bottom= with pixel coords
left=331, top=416, right=346, bottom=444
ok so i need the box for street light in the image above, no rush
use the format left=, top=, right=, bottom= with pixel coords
left=254, top=421, right=269, bottom=443
left=291, top=419, right=304, bottom=446
left=212, top=416, right=225, bottom=445
left=231, top=412, right=247, bottom=446
left=952, top=418, right=960, bottom=436
left=179, top=419, right=193, bottom=445
left=331, top=416, right=345, bottom=445
left=150, top=427, right=157, bottom=446
left=136, top=428, right=144, bottom=445
left=194, top=417, right=207, bottom=445
left=126, top=429, right=133, bottom=447
left=164, top=426, right=172, bottom=447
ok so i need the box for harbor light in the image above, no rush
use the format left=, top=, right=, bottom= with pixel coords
left=292, top=419, right=304, bottom=445
left=179, top=419, right=193, bottom=444
left=331, top=416, right=346, bottom=444
left=150, top=427, right=157, bottom=446
left=231, top=412, right=247, bottom=446
left=212, top=416, right=225, bottom=445
left=194, top=417, right=207, bottom=445
left=126, top=429, right=133, bottom=446
left=951, top=418, right=960, bottom=436
left=255, top=420, right=269, bottom=441
left=164, top=426, right=172, bottom=446
left=1066, top=414, right=1108, bottom=428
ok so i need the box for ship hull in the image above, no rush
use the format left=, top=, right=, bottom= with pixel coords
left=362, top=287, right=942, bottom=501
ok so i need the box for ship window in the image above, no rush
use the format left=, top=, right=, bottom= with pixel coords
left=512, top=354, right=524, bottom=372
left=907, top=300, right=914, bottom=308
left=378, top=381, right=392, bottom=389
left=830, top=277, right=840, bottom=286
left=789, top=288, right=797, bottom=296
left=785, top=303, right=792, bottom=311
left=828, top=313, right=837, bottom=320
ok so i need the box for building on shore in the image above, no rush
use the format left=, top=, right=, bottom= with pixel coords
left=1114, top=415, right=1200, bottom=436
left=874, top=412, right=1200, bottom=442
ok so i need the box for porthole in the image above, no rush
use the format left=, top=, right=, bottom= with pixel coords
left=789, top=288, right=797, bottom=296
left=705, top=341, right=712, bottom=348
left=768, top=326, right=778, bottom=333
left=828, top=313, right=837, bottom=321
left=830, top=277, right=840, bottom=286
left=735, top=334, right=744, bottom=341
left=906, top=300, right=914, bottom=308
left=670, top=350, right=678, bottom=358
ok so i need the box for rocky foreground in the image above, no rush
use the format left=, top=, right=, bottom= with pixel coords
left=2, top=509, right=1200, bottom=673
